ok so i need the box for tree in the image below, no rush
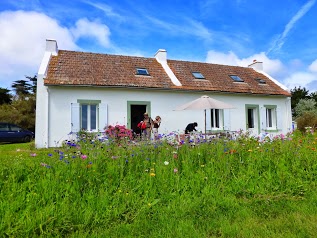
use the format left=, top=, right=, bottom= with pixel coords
left=309, top=91, right=317, bottom=104
left=25, top=75, right=37, bottom=94
left=290, top=86, right=310, bottom=117
left=294, top=99, right=317, bottom=118
left=0, top=87, right=12, bottom=105
left=0, top=94, right=36, bottom=131
left=11, top=79, right=32, bottom=96
left=0, top=75, right=37, bottom=131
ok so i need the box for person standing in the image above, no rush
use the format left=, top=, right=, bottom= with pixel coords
left=142, top=112, right=153, bottom=140
left=152, top=116, right=161, bottom=140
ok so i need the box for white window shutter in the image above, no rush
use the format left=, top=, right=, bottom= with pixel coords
left=71, top=103, right=80, bottom=133
left=223, top=109, right=231, bottom=131
left=206, top=109, right=211, bottom=131
left=98, top=103, right=108, bottom=131
left=276, top=107, right=283, bottom=132
left=260, top=106, right=266, bottom=132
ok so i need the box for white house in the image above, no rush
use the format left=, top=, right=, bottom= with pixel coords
left=35, top=39, right=292, bottom=148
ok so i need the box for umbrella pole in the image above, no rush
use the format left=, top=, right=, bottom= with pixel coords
left=204, top=109, right=206, bottom=140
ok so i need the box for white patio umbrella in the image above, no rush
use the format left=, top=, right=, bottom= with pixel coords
left=174, top=95, right=235, bottom=138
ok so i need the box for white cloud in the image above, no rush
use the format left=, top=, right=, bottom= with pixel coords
left=283, top=72, right=317, bottom=90
left=0, top=11, right=76, bottom=66
left=0, top=10, right=77, bottom=89
left=70, top=18, right=111, bottom=48
left=205, top=49, right=317, bottom=92
left=0, top=10, right=111, bottom=89
left=309, top=59, right=317, bottom=72
left=206, top=50, right=284, bottom=76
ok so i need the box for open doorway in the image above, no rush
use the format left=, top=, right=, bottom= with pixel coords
left=246, top=105, right=259, bottom=136
left=130, top=104, right=147, bottom=136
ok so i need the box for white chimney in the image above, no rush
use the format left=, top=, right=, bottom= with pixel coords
left=154, top=49, right=167, bottom=63
left=46, top=39, right=58, bottom=56
left=154, top=49, right=182, bottom=86
left=248, top=59, right=263, bottom=71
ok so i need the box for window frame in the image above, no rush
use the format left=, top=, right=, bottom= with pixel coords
left=210, top=109, right=223, bottom=130
left=136, top=68, right=150, bottom=76
left=192, top=71, right=205, bottom=79
left=80, top=104, right=98, bottom=131
left=264, top=105, right=277, bottom=131
left=255, top=78, right=266, bottom=84
left=229, top=75, right=244, bottom=82
left=77, top=100, right=101, bottom=132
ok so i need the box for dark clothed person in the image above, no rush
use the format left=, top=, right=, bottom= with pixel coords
left=185, top=122, right=198, bottom=134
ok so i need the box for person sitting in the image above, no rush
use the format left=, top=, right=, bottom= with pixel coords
left=185, top=122, right=198, bottom=134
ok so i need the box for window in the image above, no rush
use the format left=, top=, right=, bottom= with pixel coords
left=71, top=100, right=107, bottom=133
left=10, top=124, right=22, bottom=132
left=230, top=75, right=244, bottom=82
left=192, top=72, right=205, bottom=79
left=210, top=109, right=223, bottom=129
left=136, top=68, right=149, bottom=75
left=255, top=78, right=266, bottom=84
left=81, top=104, right=97, bottom=131
left=265, top=106, right=277, bottom=130
left=0, top=123, right=9, bottom=131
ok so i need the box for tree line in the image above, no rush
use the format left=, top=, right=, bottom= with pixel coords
left=0, top=76, right=316, bottom=133
left=0, top=76, right=37, bottom=132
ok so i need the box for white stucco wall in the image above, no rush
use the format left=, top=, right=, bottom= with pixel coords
left=38, top=86, right=292, bottom=147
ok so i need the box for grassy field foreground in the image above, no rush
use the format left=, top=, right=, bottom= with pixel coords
left=1, top=131, right=317, bottom=237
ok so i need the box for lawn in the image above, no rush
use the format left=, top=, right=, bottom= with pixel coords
left=1, top=130, right=317, bottom=237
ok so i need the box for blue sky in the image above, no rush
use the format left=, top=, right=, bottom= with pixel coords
left=1, top=0, right=317, bottom=92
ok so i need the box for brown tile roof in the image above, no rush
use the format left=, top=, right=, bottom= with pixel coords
left=45, top=50, right=291, bottom=96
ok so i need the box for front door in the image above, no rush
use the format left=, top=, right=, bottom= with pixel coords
left=246, top=105, right=259, bottom=136
left=130, top=104, right=147, bottom=135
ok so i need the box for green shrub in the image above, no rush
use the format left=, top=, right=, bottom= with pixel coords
left=296, top=111, right=317, bottom=132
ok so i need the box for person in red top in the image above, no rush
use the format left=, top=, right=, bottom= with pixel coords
left=141, top=112, right=153, bottom=140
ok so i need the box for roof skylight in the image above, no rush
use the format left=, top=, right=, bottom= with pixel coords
left=255, top=78, right=266, bottom=84
left=229, top=75, right=244, bottom=82
left=136, top=68, right=149, bottom=75
left=192, top=72, right=205, bottom=79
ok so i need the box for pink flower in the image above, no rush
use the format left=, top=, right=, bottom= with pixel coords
left=81, top=154, right=88, bottom=160
left=30, top=153, right=37, bottom=157
left=173, top=168, right=178, bottom=173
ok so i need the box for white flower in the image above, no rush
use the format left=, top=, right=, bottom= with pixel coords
left=164, top=161, right=169, bottom=165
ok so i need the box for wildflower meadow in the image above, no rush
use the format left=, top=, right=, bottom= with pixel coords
left=1, top=128, right=317, bottom=237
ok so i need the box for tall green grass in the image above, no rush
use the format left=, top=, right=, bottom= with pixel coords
left=1, top=131, right=317, bottom=237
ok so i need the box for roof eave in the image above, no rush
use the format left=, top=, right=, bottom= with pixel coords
left=43, top=83, right=291, bottom=97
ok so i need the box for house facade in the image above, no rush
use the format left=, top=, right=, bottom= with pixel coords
left=35, top=39, right=292, bottom=148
